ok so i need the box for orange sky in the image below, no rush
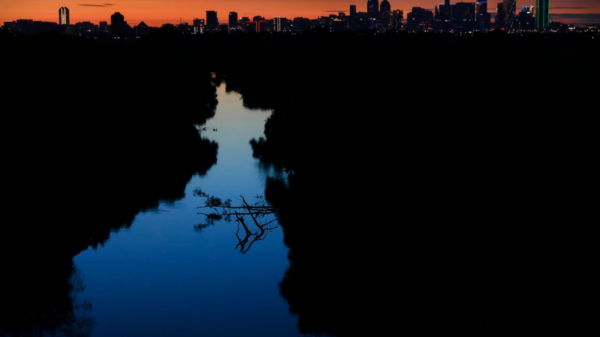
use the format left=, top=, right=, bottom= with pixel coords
left=1, top=0, right=599, bottom=26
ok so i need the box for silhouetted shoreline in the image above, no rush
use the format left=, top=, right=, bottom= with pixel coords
left=1, top=31, right=597, bottom=336
left=1, top=32, right=219, bottom=335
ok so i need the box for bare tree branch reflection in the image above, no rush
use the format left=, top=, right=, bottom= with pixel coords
left=194, top=189, right=278, bottom=254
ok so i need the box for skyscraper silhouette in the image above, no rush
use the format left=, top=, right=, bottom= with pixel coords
left=380, top=0, right=391, bottom=14
left=206, top=11, right=219, bottom=32
left=518, top=6, right=536, bottom=30
left=229, top=12, right=238, bottom=30
left=380, top=0, right=391, bottom=28
left=274, top=17, right=287, bottom=32
left=476, top=1, right=491, bottom=31
left=111, top=12, right=125, bottom=35
left=440, top=0, right=452, bottom=24
left=407, top=7, right=434, bottom=32
left=59, top=7, right=69, bottom=25
left=503, top=0, right=517, bottom=30
left=391, top=10, right=404, bottom=30
left=496, top=3, right=506, bottom=29
left=453, top=2, right=476, bottom=32
left=367, top=0, right=379, bottom=18
left=350, top=5, right=357, bottom=19
left=193, top=19, right=205, bottom=34
left=536, top=0, right=550, bottom=29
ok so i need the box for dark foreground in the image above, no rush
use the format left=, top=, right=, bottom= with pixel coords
left=245, top=31, right=598, bottom=336
left=1, top=30, right=598, bottom=336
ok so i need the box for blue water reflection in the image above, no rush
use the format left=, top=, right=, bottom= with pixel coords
left=73, top=83, right=303, bottom=337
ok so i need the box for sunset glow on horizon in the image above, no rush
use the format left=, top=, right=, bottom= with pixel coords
left=1, top=0, right=599, bottom=26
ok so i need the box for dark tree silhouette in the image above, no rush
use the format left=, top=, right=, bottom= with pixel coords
left=195, top=189, right=278, bottom=254
left=0, top=32, right=220, bottom=335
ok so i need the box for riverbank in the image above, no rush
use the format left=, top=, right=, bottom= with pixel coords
left=0, top=33, right=219, bottom=335
left=1, top=31, right=596, bottom=336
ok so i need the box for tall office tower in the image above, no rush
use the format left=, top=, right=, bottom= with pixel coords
left=439, top=0, right=452, bottom=23
left=111, top=12, right=125, bottom=35
left=436, top=0, right=452, bottom=32
left=433, top=5, right=441, bottom=32
left=293, top=17, right=310, bottom=32
left=206, top=11, right=219, bottom=32
left=367, top=0, right=379, bottom=18
left=391, top=10, right=404, bottom=30
left=518, top=6, right=535, bottom=30
left=245, top=21, right=257, bottom=33
left=99, top=21, right=108, bottom=32
left=193, top=18, right=205, bottom=34
left=503, top=0, right=517, bottom=30
left=350, top=5, right=357, bottom=19
left=536, top=0, right=549, bottom=29
left=476, top=1, right=491, bottom=31
left=59, top=7, right=69, bottom=25
left=258, top=20, right=268, bottom=32
left=380, top=0, right=391, bottom=15
left=379, top=0, right=391, bottom=28
left=496, top=3, right=506, bottom=29
left=406, top=7, right=434, bottom=32
left=274, top=17, right=287, bottom=32
left=453, top=3, right=476, bottom=32
left=229, top=12, right=238, bottom=30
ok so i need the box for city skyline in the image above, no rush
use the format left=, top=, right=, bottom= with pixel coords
left=1, top=0, right=599, bottom=26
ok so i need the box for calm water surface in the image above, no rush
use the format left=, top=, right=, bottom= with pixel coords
left=73, top=82, right=303, bottom=336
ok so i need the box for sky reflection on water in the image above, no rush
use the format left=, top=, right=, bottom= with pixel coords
left=73, top=83, right=303, bottom=337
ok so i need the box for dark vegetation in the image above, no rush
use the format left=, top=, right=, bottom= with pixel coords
left=0, top=29, right=597, bottom=336
left=0, top=30, right=218, bottom=335
left=195, top=190, right=278, bottom=254
left=237, top=32, right=598, bottom=336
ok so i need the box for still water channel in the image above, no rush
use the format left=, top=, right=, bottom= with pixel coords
left=73, top=81, right=303, bottom=336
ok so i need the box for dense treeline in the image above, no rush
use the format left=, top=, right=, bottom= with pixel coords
left=0, top=30, right=219, bottom=335
left=0, top=30, right=597, bottom=336
left=1, top=29, right=220, bottom=256
left=243, top=32, right=598, bottom=336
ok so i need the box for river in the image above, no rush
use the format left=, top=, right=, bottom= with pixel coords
left=72, top=80, right=304, bottom=337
